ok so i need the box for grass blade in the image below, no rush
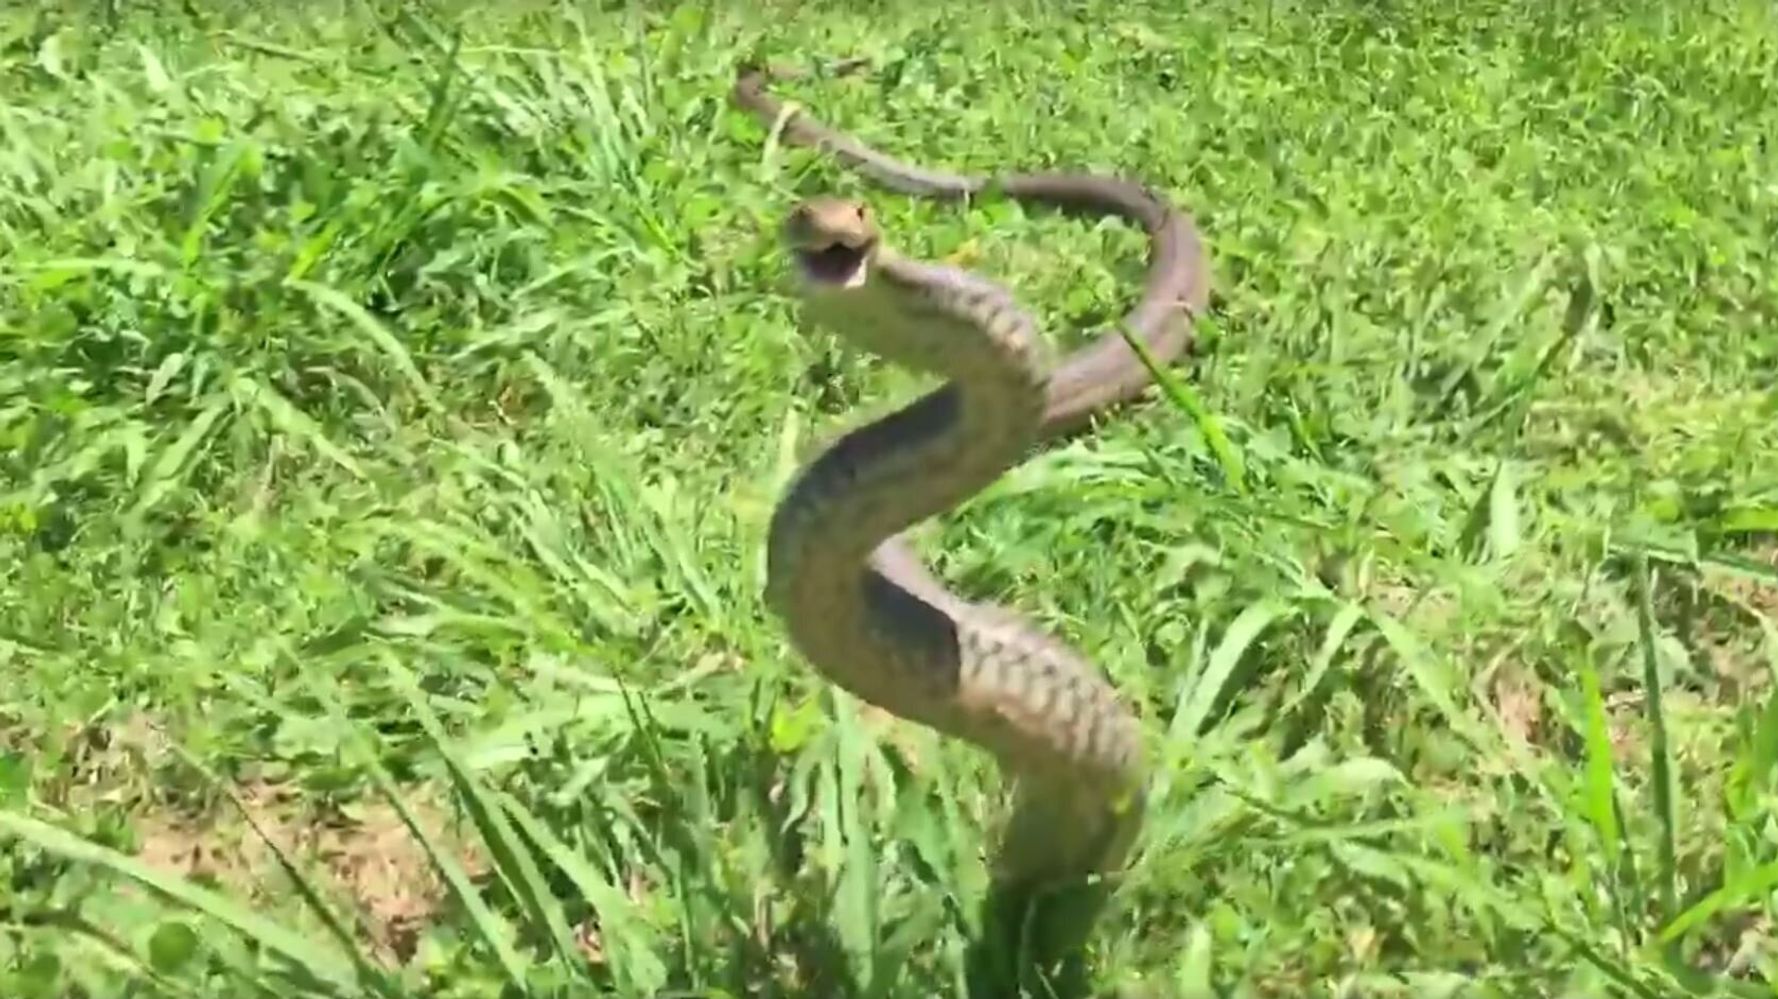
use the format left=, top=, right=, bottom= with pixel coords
left=388, top=657, right=589, bottom=982
left=1279, top=601, right=1364, bottom=720
left=1117, top=321, right=1246, bottom=493
left=289, top=279, right=442, bottom=412
left=1174, top=599, right=1288, bottom=739
left=1632, top=558, right=1680, bottom=925
left=490, top=788, right=671, bottom=995
left=1572, top=643, right=1621, bottom=868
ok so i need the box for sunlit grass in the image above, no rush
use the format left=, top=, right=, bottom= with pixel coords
left=3, top=1, right=1777, bottom=996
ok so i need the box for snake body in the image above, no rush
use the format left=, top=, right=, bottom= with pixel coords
left=736, top=62, right=1209, bottom=993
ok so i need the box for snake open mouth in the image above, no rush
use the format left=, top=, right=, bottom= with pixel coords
left=794, top=242, right=870, bottom=287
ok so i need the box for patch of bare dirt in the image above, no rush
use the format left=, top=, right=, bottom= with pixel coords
left=1711, top=542, right=1778, bottom=620
left=132, top=780, right=491, bottom=963
left=1488, top=664, right=1545, bottom=747
left=38, top=710, right=496, bottom=964
left=856, top=703, right=930, bottom=773
left=1603, top=689, right=1646, bottom=759
left=1693, top=541, right=1778, bottom=701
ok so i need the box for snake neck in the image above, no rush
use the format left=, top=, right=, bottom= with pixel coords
left=765, top=263, right=1050, bottom=702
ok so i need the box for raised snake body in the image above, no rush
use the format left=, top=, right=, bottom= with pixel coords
left=735, top=62, right=1210, bottom=993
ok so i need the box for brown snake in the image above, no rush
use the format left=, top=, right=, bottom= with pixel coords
left=735, top=60, right=1210, bottom=994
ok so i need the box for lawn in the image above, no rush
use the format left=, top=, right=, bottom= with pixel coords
left=3, top=1, right=1778, bottom=997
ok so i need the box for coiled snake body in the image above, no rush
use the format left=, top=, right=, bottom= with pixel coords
left=736, top=62, right=1209, bottom=993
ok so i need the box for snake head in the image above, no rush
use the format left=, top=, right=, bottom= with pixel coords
left=782, top=197, right=879, bottom=289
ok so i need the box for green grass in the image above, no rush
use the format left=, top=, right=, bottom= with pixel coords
left=3, top=0, right=1778, bottom=996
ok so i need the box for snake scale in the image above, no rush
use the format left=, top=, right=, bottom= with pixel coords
left=734, top=60, right=1210, bottom=994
